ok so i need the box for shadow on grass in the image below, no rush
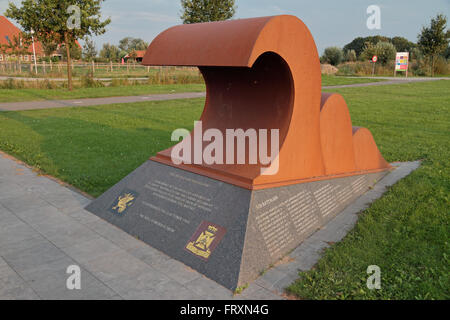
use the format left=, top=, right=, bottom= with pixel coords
left=0, top=110, right=181, bottom=197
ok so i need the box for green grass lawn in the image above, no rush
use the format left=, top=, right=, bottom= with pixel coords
left=321, top=75, right=384, bottom=86
left=0, top=84, right=206, bottom=103
left=0, top=80, right=448, bottom=299
left=0, top=76, right=383, bottom=103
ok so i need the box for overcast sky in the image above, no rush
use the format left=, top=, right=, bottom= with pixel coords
left=1, top=0, right=449, bottom=54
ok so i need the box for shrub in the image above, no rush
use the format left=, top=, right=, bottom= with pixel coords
left=345, top=49, right=357, bottom=62
left=321, top=47, right=344, bottom=66
left=80, top=72, right=104, bottom=88
left=362, top=41, right=396, bottom=65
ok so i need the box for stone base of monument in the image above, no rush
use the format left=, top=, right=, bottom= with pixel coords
left=86, top=161, right=390, bottom=291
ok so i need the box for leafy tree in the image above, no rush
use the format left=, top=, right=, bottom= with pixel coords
left=181, top=0, right=236, bottom=24
left=82, top=37, right=97, bottom=61
left=6, top=0, right=111, bottom=90
left=391, top=36, right=416, bottom=53
left=99, top=43, right=120, bottom=61
left=4, top=34, right=31, bottom=61
left=344, top=35, right=390, bottom=57
left=60, top=43, right=82, bottom=61
left=118, top=37, right=148, bottom=53
left=321, top=47, right=344, bottom=66
left=41, top=39, right=59, bottom=57
left=418, top=14, right=449, bottom=76
left=362, top=41, right=396, bottom=65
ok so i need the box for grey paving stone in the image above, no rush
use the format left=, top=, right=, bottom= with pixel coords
left=3, top=240, right=67, bottom=275
left=0, top=193, right=50, bottom=214
left=0, top=263, right=40, bottom=299
left=0, top=208, right=22, bottom=226
left=0, top=182, right=26, bottom=200
left=0, top=234, right=49, bottom=257
left=0, top=219, right=41, bottom=248
left=150, top=279, right=203, bottom=300
left=25, top=259, right=118, bottom=300
left=237, top=284, right=283, bottom=300
left=0, top=283, right=40, bottom=300
left=61, top=235, right=124, bottom=265
left=39, top=190, right=89, bottom=211
left=106, top=268, right=171, bottom=299
left=127, top=242, right=171, bottom=266
left=150, top=258, right=202, bottom=285
left=12, top=204, right=63, bottom=225
left=184, top=276, right=234, bottom=300
left=81, top=251, right=153, bottom=284
left=62, top=207, right=100, bottom=225
left=87, top=219, right=143, bottom=251
left=254, top=268, right=289, bottom=292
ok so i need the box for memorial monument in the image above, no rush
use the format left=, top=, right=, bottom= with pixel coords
left=86, top=15, right=392, bottom=291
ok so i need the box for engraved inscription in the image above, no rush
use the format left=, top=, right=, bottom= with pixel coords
left=335, top=184, right=354, bottom=204
left=255, top=202, right=293, bottom=256
left=286, top=191, right=319, bottom=235
left=351, top=176, right=367, bottom=194
left=313, top=184, right=339, bottom=217
left=142, top=201, right=191, bottom=224
left=145, top=180, right=213, bottom=212
left=138, top=213, right=175, bottom=233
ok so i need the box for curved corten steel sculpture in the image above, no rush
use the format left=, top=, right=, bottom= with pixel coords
left=142, top=15, right=390, bottom=190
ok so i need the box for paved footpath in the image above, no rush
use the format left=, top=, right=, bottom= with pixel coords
left=0, top=151, right=419, bottom=299
left=0, top=77, right=447, bottom=112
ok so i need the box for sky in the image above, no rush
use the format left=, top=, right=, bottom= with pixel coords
left=1, top=0, right=449, bottom=55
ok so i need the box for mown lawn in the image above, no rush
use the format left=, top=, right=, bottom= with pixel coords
left=0, top=84, right=206, bottom=103
left=0, top=76, right=383, bottom=103
left=0, top=80, right=448, bottom=299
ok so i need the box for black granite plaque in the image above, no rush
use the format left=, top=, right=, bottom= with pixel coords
left=86, top=160, right=389, bottom=290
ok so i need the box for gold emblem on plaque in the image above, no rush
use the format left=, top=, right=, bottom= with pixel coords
left=185, top=222, right=226, bottom=260
left=110, top=191, right=137, bottom=214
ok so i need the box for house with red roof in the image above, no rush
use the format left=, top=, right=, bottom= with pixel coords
left=0, top=15, right=44, bottom=62
left=0, top=15, right=82, bottom=63
left=124, top=50, right=146, bottom=63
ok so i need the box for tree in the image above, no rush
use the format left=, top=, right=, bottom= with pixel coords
left=82, top=37, right=97, bottom=61
left=344, top=35, right=390, bottom=58
left=99, top=43, right=120, bottom=61
left=321, top=47, right=344, bottom=66
left=60, top=43, right=82, bottom=61
left=361, top=41, right=396, bottom=65
left=418, top=14, right=448, bottom=76
left=41, top=39, right=59, bottom=58
left=391, top=36, right=416, bottom=53
left=6, top=0, right=111, bottom=90
left=4, top=34, right=30, bottom=61
left=118, top=37, right=148, bottom=53
left=180, top=0, right=236, bottom=24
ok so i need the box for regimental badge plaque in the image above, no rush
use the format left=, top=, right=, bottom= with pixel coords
left=185, top=221, right=226, bottom=260
left=109, top=189, right=139, bottom=215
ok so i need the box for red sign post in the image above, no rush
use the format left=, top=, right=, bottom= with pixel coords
left=371, top=55, right=377, bottom=76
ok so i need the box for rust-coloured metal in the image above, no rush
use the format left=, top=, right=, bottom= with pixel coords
left=142, top=15, right=391, bottom=190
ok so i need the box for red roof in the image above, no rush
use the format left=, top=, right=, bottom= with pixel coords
left=125, top=50, right=147, bottom=59
left=0, top=15, right=44, bottom=55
